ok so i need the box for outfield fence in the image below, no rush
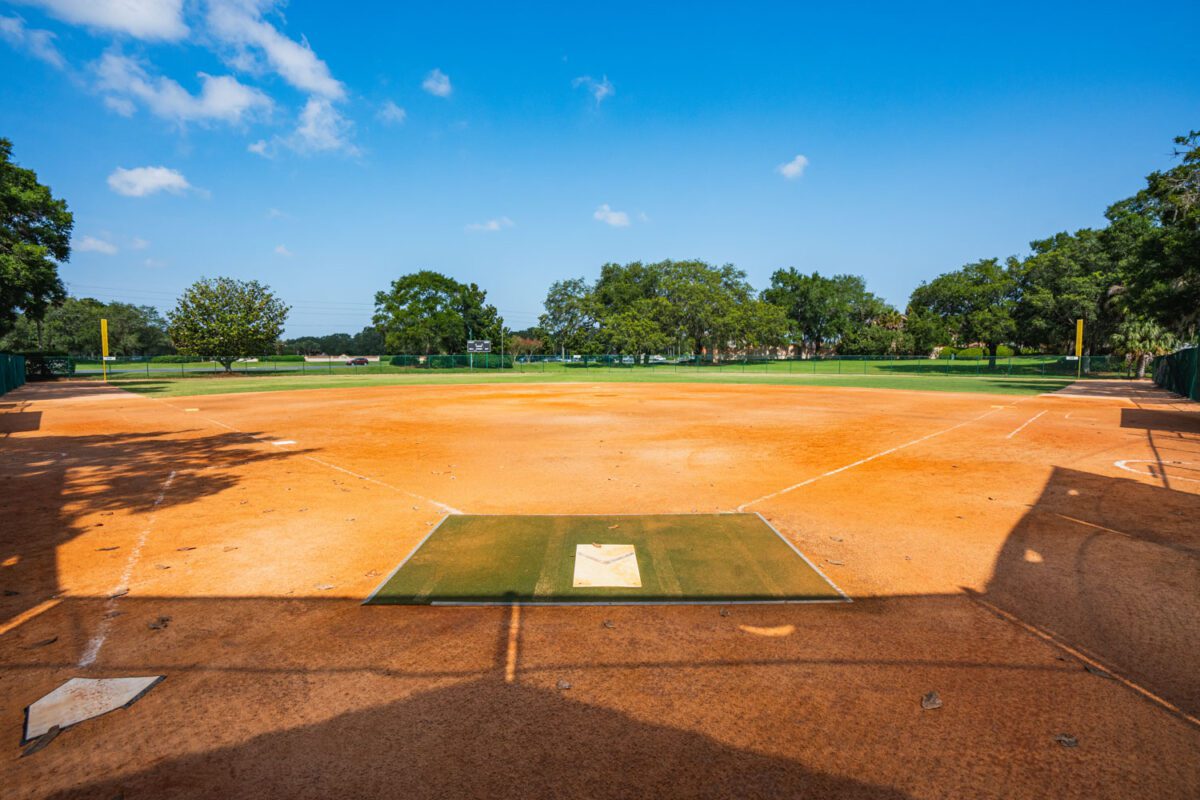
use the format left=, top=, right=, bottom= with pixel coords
left=0, top=354, right=26, bottom=396
left=1153, top=347, right=1200, bottom=401
left=63, top=352, right=1124, bottom=380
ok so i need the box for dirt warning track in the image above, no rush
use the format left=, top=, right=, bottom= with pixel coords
left=2, top=379, right=1198, bottom=799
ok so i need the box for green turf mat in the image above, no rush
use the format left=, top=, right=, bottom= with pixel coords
left=365, top=514, right=847, bottom=605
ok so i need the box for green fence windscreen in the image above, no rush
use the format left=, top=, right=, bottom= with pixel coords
left=0, top=354, right=26, bottom=396
left=1153, top=347, right=1200, bottom=401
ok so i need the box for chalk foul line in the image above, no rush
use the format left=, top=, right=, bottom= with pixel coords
left=737, top=406, right=1004, bottom=511
left=79, top=469, right=177, bottom=668
left=1005, top=410, right=1046, bottom=440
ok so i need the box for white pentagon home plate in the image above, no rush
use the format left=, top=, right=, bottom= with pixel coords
left=573, top=544, right=641, bottom=588
left=23, top=677, right=164, bottom=743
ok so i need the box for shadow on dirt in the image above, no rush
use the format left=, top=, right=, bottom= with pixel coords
left=0, top=383, right=314, bottom=622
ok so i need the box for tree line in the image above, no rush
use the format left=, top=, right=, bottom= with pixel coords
left=2, top=132, right=1196, bottom=373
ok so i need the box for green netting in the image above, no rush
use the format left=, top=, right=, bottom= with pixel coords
left=0, top=354, right=26, bottom=396
left=1153, top=347, right=1200, bottom=401
left=63, top=352, right=1123, bottom=381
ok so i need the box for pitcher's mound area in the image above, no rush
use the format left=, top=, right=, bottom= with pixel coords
left=365, top=513, right=848, bottom=605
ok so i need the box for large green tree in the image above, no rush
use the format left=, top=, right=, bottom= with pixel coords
left=0, top=297, right=170, bottom=356
left=373, top=270, right=502, bottom=354
left=1014, top=229, right=1114, bottom=353
left=908, top=258, right=1018, bottom=361
left=0, top=138, right=71, bottom=342
left=167, top=277, right=290, bottom=370
left=763, top=270, right=890, bottom=354
left=538, top=277, right=597, bottom=355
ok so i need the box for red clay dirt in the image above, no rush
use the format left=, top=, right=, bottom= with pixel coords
left=1, top=378, right=1198, bottom=798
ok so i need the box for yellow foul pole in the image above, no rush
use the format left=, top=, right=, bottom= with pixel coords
left=100, top=318, right=109, bottom=382
left=1075, top=318, right=1084, bottom=379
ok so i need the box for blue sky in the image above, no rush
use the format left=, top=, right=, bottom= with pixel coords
left=2, top=1, right=1198, bottom=337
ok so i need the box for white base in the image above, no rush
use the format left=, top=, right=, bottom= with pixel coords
left=573, top=544, right=641, bottom=588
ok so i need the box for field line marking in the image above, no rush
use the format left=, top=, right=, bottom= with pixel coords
left=79, top=469, right=176, bottom=668
left=966, top=592, right=1200, bottom=729
left=737, top=406, right=1003, bottom=511
left=504, top=603, right=522, bottom=684
left=753, top=512, right=851, bottom=601
left=127, top=392, right=465, bottom=515
left=304, top=456, right=462, bottom=514
left=1005, top=410, right=1046, bottom=440
left=0, top=599, right=61, bottom=637
left=1114, top=459, right=1200, bottom=485
left=362, top=515, right=450, bottom=603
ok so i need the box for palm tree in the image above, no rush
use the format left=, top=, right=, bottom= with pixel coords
left=1109, top=318, right=1178, bottom=379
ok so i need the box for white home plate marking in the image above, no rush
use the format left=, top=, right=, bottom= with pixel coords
left=271, top=440, right=296, bottom=446
left=23, top=676, right=163, bottom=743
left=573, top=544, right=641, bottom=588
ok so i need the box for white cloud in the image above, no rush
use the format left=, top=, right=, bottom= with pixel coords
left=266, top=207, right=287, bottom=219
left=273, top=244, right=292, bottom=256
left=130, top=237, right=149, bottom=250
left=96, top=52, right=272, bottom=125
left=107, top=166, right=192, bottom=197
left=247, top=138, right=270, bottom=156
left=16, top=0, right=185, bottom=40
left=0, top=15, right=65, bottom=68
left=466, top=217, right=514, bottom=233
left=572, top=75, right=614, bottom=104
left=76, top=235, right=118, bottom=254
left=143, top=257, right=166, bottom=268
left=205, top=1, right=344, bottom=99
left=422, top=68, right=451, bottom=97
left=103, top=95, right=136, bottom=116
left=288, top=97, right=358, bottom=155
left=16, top=0, right=186, bottom=40
left=593, top=204, right=630, bottom=227
left=377, top=100, right=406, bottom=125
left=777, top=154, right=809, bottom=180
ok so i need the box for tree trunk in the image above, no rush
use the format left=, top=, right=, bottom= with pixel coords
left=1137, top=353, right=1150, bottom=379
left=35, top=319, right=44, bottom=350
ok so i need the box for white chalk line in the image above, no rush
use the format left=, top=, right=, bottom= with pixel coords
left=303, top=455, right=462, bottom=515
left=79, top=469, right=176, bottom=668
left=136, top=394, right=462, bottom=515
left=1005, top=410, right=1046, bottom=440
left=738, top=406, right=1004, bottom=511
left=968, top=593, right=1200, bottom=729
left=1114, top=459, right=1200, bottom=485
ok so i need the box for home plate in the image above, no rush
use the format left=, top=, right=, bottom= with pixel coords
left=573, top=544, right=641, bottom=588
left=271, top=440, right=296, bottom=446
left=23, top=676, right=163, bottom=743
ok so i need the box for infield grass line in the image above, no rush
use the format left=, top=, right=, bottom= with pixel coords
left=966, top=592, right=1200, bottom=730
left=753, top=512, right=851, bottom=602
left=737, top=405, right=1006, bottom=511
left=362, top=515, right=451, bottom=605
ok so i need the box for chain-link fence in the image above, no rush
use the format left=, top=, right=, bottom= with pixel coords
left=1153, top=347, right=1200, bottom=401
left=62, top=352, right=1122, bottom=380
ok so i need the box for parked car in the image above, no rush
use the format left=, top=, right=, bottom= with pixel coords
left=346, top=357, right=369, bottom=366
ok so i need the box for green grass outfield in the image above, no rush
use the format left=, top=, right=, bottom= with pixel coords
left=88, top=369, right=1078, bottom=398
left=365, top=514, right=846, bottom=605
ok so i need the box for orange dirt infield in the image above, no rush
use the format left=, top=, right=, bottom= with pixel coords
left=2, top=379, right=1198, bottom=799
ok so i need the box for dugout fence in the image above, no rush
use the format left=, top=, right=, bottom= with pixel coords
left=1153, top=347, right=1200, bottom=401
left=0, top=354, right=26, bottom=396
